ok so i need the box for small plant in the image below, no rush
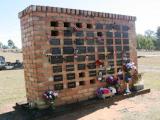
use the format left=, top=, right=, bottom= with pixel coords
left=43, top=90, right=58, bottom=109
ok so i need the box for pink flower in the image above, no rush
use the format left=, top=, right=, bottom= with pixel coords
left=53, top=92, right=58, bottom=97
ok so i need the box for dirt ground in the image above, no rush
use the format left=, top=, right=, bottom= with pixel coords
left=0, top=51, right=160, bottom=120
left=50, top=90, right=160, bottom=120
left=0, top=51, right=23, bottom=62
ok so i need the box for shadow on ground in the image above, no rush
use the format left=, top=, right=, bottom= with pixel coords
left=0, top=89, right=150, bottom=120
left=0, top=99, right=117, bottom=120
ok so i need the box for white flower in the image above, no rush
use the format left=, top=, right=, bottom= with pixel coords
left=49, top=91, right=53, bottom=94
left=108, top=87, right=117, bottom=94
left=49, top=95, right=52, bottom=99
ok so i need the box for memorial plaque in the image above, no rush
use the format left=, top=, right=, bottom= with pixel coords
left=54, top=75, right=63, bottom=82
left=68, top=82, right=76, bottom=88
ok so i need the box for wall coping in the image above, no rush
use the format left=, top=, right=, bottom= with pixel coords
left=18, top=5, right=136, bottom=21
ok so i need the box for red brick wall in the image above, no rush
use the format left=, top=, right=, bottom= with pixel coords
left=19, top=5, right=137, bottom=106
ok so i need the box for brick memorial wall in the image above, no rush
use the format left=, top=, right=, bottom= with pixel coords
left=19, top=5, right=137, bottom=107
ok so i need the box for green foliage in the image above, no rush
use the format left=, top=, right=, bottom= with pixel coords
left=0, top=42, right=3, bottom=48
left=2, top=45, right=9, bottom=49
left=137, top=34, right=145, bottom=49
left=137, top=30, right=156, bottom=50
left=155, top=27, right=160, bottom=50
left=0, top=40, right=18, bottom=49
left=8, top=39, right=15, bottom=49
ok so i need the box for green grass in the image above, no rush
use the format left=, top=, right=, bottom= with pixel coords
left=138, top=55, right=160, bottom=90
left=143, top=72, right=160, bottom=90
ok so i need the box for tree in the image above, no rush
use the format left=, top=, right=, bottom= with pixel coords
left=137, top=34, right=145, bottom=49
left=0, top=42, right=3, bottom=48
left=8, top=39, right=15, bottom=49
left=136, top=30, right=156, bottom=50
left=145, top=38, right=155, bottom=50
left=156, top=27, right=160, bottom=50
left=144, top=30, right=156, bottom=50
left=145, top=30, right=155, bottom=37
left=2, top=45, right=8, bottom=49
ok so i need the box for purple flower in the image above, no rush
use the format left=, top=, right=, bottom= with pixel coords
left=43, top=90, right=58, bottom=101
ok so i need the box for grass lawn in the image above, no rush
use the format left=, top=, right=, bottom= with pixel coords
left=0, top=52, right=25, bottom=113
left=0, top=69, right=26, bottom=112
left=138, top=54, right=160, bottom=90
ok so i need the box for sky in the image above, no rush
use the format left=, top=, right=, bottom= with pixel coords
left=0, top=0, right=160, bottom=48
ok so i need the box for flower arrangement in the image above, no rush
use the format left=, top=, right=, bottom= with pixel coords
left=106, top=76, right=118, bottom=85
left=106, top=75, right=123, bottom=94
left=43, top=90, right=58, bottom=109
left=123, top=62, right=136, bottom=72
left=96, top=87, right=113, bottom=99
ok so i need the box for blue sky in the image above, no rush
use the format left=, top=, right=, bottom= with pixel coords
left=0, top=0, right=160, bottom=48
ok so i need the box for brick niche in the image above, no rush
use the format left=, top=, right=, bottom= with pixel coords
left=19, top=5, right=137, bottom=107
